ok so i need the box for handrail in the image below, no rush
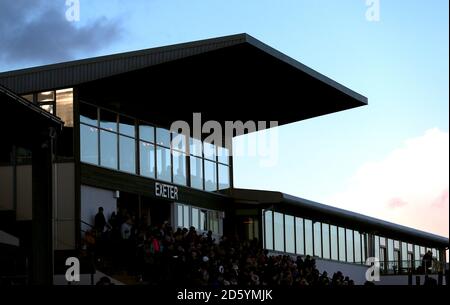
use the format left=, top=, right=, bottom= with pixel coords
left=80, top=220, right=95, bottom=229
left=378, top=259, right=445, bottom=275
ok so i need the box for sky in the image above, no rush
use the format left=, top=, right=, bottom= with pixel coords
left=0, top=0, right=448, bottom=238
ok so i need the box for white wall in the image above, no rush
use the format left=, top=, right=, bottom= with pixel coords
left=313, top=258, right=446, bottom=285
left=379, top=274, right=445, bottom=285
left=315, top=258, right=369, bottom=285
left=0, top=165, right=32, bottom=219
left=54, top=163, right=76, bottom=250
left=53, top=270, right=124, bottom=285
left=0, top=230, right=19, bottom=247
left=16, top=165, right=32, bottom=220
left=0, top=166, right=13, bottom=210
left=80, top=185, right=117, bottom=233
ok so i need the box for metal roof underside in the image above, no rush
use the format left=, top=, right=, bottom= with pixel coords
left=0, top=34, right=366, bottom=102
left=0, top=33, right=367, bottom=128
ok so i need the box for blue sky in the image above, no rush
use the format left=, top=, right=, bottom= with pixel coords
left=0, top=0, right=448, bottom=236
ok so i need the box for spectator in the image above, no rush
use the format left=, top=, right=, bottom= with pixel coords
left=121, top=217, right=133, bottom=240
left=84, top=220, right=356, bottom=286
left=422, top=250, right=433, bottom=274
left=94, top=207, right=107, bottom=233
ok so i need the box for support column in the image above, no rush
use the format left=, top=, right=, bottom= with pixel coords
left=31, top=127, right=55, bottom=285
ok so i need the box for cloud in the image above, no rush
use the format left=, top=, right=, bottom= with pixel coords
left=326, top=128, right=449, bottom=237
left=387, top=197, right=408, bottom=209
left=0, top=1, right=122, bottom=66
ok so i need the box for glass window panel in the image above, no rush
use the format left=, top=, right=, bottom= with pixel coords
left=177, top=204, right=183, bottom=228
left=189, top=137, right=203, bottom=157
left=40, top=103, right=54, bottom=114
left=274, top=212, right=284, bottom=252
left=80, top=102, right=98, bottom=126
left=285, top=215, right=295, bottom=254
left=209, top=211, right=219, bottom=234
left=119, top=116, right=135, bottom=137
left=200, top=210, right=206, bottom=231
left=394, top=240, right=400, bottom=249
left=22, top=94, right=33, bottom=102
left=346, top=229, right=354, bottom=263
left=172, top=151, right=187, bottom=186
left=338, top=227, right=346, bottom=262
left=322, top=224, right=330, bottom=259
left=156, top=146, right=171, bottom=182
left=408, top=243, right=413, bottom=252
left=374, top=236, right=380, bottom=260
left=156, top=128, right=171, bottom=147
left=218, top=164, right=230, bottom=190
left=190, top=156, right=203, bottom=189
left=246, top=217, right=254, bottom=240
left=37, top=91, right=54, bottom=102
left=139, top=141, right=155, bottom=178
left=56, top=88, right=73, bottom=127
left=171, top=132, right=187, bottom=153
left=304, top=219, right=313, bottom=256
left=354, top=231, right=361, bottom=264
left=313, top=222, right=322, bottom=257
left=203, top=142, right=216, bottom=161
left=80, top=124, right=98, bottom=165
left=432, top=249, right=437, bottom=258
left=264, top=211, right=273, bottom=250
left=380, top=236, right=386, bottom=247
left=183, top=205, right=189, bottom=229
left=330, top=225, right=338, bottom=260
left=414, top=245, right=420, bottom=262
left=401, top=242, right=408, bottom=268
left=119, top=135, right=136, bottom=174
left=100, top=109, right=117, bottom=132
left=139, top=123, right=154, bottom=143
left=192, top=208, right=199, bottom=230
left=361, top=234, right=366, bottom=263
left=388, top=239, right=394, bottom=262
left=295, top=218, right=304, bottom=255
left=217, top=146, right=229, bottom=165
left=100, top=130, right=117, bottom=169
left=204, top=160, right=217, bottom=191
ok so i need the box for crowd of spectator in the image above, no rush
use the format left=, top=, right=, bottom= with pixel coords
left=84, top=207, right=356, bottom=286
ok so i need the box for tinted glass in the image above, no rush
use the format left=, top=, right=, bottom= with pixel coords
left=100, top=130, right=117, bottom=169
left=190, top=156, right=203, bottom=189
left=139, top=141, right=155, bottom=178
left=80, top=124, right=98, bottom=164
left=119, top=135, right=136, bottom=174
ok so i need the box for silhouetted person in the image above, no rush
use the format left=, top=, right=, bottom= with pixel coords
left=94, top=207, right=107, bottom=234
left=422, top=250, right=433, bottom=274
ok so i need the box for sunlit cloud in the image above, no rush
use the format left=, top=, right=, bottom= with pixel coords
left=326, top=128, right=449, bottom=237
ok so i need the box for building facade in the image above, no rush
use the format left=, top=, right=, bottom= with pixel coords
left=0, top=34, right=447, bottom=284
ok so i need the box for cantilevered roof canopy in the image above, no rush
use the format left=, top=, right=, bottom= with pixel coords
left=0, top=33, right=367, bottom=130
left=224, top=188, right=449, bottom=249
left=0, top=84, right=63, bottom=149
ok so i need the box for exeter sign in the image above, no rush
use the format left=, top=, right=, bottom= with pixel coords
left=155, top=182, right=179, bottom=200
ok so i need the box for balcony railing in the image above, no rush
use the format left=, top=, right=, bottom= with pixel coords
left=379, top=259, right=444, bottom=275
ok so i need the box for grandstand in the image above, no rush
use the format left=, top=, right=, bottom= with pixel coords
left=0, top=34, right=448, bottom=285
